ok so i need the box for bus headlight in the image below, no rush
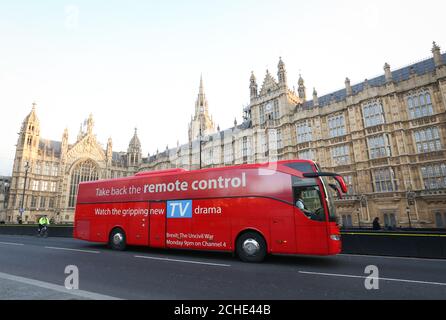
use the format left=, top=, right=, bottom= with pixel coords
left=330, top=235, right=341, bottom=241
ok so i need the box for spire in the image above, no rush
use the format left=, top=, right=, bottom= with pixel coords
left=77, top=123, right=83, bottom=141
left=432, top=41, right=443, bottom=68
left=87, top=113, right=94, bottom=136
left=128, top=128, right=141, bottom=167
left=129, top=128, right=141, bottom=149
left=189, top=74, right=216, bottom=141
left=23, top=102, right=39, bottom=126
left=199, top=74, right=204, bottom=95
left=19, top=102, right=41, bottom=149
left=62, top=128, right=69, bottom=144
left=195, top=75, right=208, bottom=116
left=106, top=137, right=113, bottom=160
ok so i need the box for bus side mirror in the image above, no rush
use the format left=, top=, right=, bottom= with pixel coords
left=329, top=183, right=344, bottom=200
left=334, top=176, right=348, bottom=194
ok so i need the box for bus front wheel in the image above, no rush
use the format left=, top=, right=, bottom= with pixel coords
left=236, top=231, right=267, bottom=263
left=109, top=228, right=127, bottom=251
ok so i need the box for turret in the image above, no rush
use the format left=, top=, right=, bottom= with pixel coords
left=298, top=75, right=306, bottom=101
left=61, top=128, right=69, bottom=160
left=384, top=63, right=393, bottom=83
left=345, top=78, right=353, bottom=96
left=127, top=128, right=142, bottom=167
left=313, top=88, right=319, bottom=107
left=250, top=72, right=258, bottom=100
left=18, top=103, right=41, bottom=154
left=432, top=42, right=443, bottom=68
left=106, top=137, right=113, bottom=163
left=277, top=57, right=287, bottom=88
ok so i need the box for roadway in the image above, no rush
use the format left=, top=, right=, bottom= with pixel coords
left=0, top=234, right=445, bottom=300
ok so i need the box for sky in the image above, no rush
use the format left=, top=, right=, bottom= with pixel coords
left=0, top=0, right=445, bottom=176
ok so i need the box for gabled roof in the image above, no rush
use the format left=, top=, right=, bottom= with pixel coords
left=259, top=71, right=279, bottom=96
left=39, top=139, right=62, bottom=157
left=304, top=53, right=446, bottom=108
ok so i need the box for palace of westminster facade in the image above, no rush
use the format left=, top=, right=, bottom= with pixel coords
left=2, top=43, right=446, bottom=228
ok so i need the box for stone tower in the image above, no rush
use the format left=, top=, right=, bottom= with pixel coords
left=277, top=57, right=287, bottom=88
left=298, top=75, right=306, bottom=101
left=127, top=128, right=142, bottom=168
left=188, top=75, right=216, bottom=141
left=16, top=103, right=41, bottom=161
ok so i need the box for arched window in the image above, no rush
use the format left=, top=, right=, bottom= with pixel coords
left=384, top=214, right=389, bottom=227
left=407, top=90, right=434, bottom=119
left=347, top=215, right=353, bottom=227
left=68, top=160, right=99, bottom=208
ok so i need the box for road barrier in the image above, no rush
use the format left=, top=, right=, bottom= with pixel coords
left=0, top=225, right=445, bottom=259
left=0, top=224, right=73, bottom=237
left=341, top=229, right=446, bottom=259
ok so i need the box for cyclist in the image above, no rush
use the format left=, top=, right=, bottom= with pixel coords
left=38, top=215, right=50, bottom=235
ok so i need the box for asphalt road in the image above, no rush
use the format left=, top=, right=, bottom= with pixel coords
left=0, top=234, right=445, bottom=300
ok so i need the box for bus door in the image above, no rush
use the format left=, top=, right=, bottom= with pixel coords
left=292, top=177, right=329, bottom=255
left=127, top=202, right=150, bottom=246
left=149, top=201, right=166, bottom=248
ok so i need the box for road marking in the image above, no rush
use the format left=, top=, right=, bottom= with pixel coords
left=45, top=246, right=100, bottom=254
left=135, top=255, right=231, bottom=267
left=0, top=271, right=121, bottom=300
left=0, top=241, right=24, bottom=246
left=339, top=254, right=446, bottom=262
left=299, top=271, right=446, bottom=287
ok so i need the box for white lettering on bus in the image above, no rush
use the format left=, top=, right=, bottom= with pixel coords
left=191, top=173, right=247, bottom=191
left=141, top=173, right=247, bottom=194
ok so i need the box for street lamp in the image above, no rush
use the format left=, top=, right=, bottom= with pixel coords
left=406, top=190, right=415, bottom=229
left=199, top=106, right=204, bottom=170
left=356, top=207, right=361, bottom=229
left=199, top=114, right=202, bottom=170
left=19, top=161, right=30, bottom=224
left=406, top=206, right=412, bottom=229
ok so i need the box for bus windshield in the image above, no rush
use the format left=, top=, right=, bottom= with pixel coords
left=292, top=176, right=326, bottom=222
left=286, top=162, right=341, bottom=223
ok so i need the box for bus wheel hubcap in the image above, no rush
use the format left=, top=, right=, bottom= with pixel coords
left=243, top=239, right=260, bottom=256
left=113, top=233, right=123, bottom=245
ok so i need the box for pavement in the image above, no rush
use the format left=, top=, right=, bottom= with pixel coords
left=0, top=234, right=445, bottom=300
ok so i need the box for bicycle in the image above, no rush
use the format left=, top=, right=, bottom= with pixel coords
left=37, top=225, right=49, bottom=238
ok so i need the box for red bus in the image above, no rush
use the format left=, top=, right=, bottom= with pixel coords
left=74, top=160, right=347, bottom=262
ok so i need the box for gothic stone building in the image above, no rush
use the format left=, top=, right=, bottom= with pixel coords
left=0, top=176, right=11, bottom=222
left=141, top=42, right=446, bottom=229
left=5, top=42, right=446, bottom=228
left=6, top=110, right=142, bottom=224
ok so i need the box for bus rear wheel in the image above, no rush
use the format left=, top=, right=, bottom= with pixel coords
left=236, top=231, right=267, bottom=263
left=109, top=228, right=127, bottom=251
